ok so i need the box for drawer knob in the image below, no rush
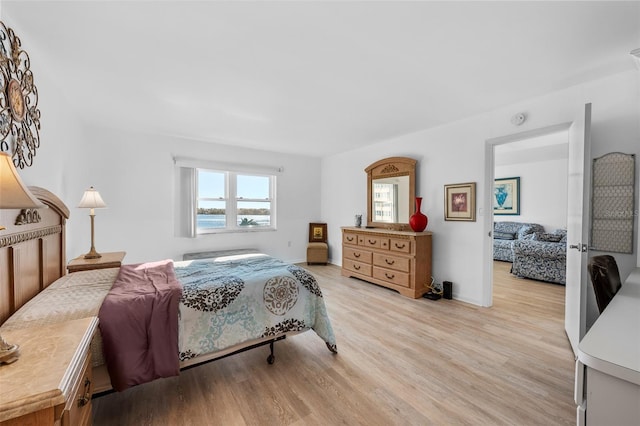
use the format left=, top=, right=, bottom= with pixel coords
left=77, top=378, right=91, bottom=407
left=385, top=259, right=395, bottom=265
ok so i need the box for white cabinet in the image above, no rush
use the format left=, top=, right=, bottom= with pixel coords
left=576, top=268, right=640, bottom=425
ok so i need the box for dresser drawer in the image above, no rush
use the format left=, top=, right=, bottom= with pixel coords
left=358, top=235, right=387, bottom=249
left=62, top=352, right=93, bottom=426
left=343, top=232, right=358, bottom=245
left=343, top=259, right=372, bottom=276
left=372, top=252, right=410, bottom=272
left=389, top=238, right=411, bottom=253
left=343, top=247, right=372, bottom=264
left=373, top=267, right=410, bottom=288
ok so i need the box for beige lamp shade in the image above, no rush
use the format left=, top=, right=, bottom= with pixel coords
left=0, top=152, right=44, bottom=209
left=78, top=186, right=107, bottom=210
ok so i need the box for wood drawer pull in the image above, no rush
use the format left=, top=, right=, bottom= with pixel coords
left=395, top=243, right=406, bottom=249
left=354, top=253, right=361, bottom=258
left=385, top=273, right=395, bottom=279
left=368, top=239, right=377, bottom=244
left=77, top=378, right=91, bottom=407
left=385, top=259, right=395, bottom=265
left=346, top=236, right=354, bottom=241
left=354, top=264, right=361, bottom=270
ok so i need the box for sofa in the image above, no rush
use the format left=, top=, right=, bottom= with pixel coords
left=493, top=222, right=544, bottom=262
left=511, top=229, right=568, bottom=285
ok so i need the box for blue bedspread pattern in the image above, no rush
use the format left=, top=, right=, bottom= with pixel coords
left=174, top=254, right=337, bottom=360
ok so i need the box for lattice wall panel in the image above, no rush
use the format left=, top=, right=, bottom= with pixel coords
left=590, top=152, right=635, bottom=253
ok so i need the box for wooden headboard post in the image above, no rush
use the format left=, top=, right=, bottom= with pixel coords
left=0, top=186, right=69, bottom=324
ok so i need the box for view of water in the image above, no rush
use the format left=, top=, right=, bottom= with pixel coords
left=197, top=214, right=270, bottom=229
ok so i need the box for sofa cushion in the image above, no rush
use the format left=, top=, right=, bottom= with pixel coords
left=493, top=222, right=545, bottom=262
left=554, top=229, right=568, bottom=243
left=494, top=231, right=516, bottom=240
left=534, top=232, right=564, bottom=243
left=518, top=224, right=544, bottom=239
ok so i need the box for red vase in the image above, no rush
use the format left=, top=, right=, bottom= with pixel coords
left=409, top=197, right=428, bottom=232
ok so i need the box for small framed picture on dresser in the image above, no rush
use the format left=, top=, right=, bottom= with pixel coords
left=444, top=182, right=476, bottom=222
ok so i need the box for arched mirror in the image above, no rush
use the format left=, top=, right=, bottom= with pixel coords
left=365, top=157, right=416, bottom=230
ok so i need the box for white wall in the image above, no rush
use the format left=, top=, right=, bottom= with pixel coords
left=495, top=157, right=568, bottom=232
left=66, top=128, right=322, bottom=264
left=20, top=120, right=322, bottom=264
left=322, top=70, right=640, bottom=306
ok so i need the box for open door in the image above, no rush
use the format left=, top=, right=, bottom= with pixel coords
left=564, top=103, right=592, bottom=354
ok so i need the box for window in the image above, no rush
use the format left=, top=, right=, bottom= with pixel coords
left=196, top=169, right=276, bottom=234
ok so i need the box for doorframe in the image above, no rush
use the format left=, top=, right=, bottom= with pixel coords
left=482, top=123, right=572, bottom=307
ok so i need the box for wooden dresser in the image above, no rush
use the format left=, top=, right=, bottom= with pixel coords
left=341, top=227, right=432, bottom=298
left=0, top=317, right=97, bottom=426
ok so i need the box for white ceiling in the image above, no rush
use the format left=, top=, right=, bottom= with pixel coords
left=3, top=1, right=639, bottom=157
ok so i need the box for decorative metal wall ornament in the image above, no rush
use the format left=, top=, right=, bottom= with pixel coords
left=0, top=21, right=41, bottom=169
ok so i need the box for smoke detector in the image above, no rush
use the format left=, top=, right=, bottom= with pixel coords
left=510, top=112, right=526, bottom=126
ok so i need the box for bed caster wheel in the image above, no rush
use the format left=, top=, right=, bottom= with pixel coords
left=267, top=354, right=275, bottom=364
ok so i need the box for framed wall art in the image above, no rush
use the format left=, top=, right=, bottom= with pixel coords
left=494, top=177, right=520, bottom=215
left=309, top=222, right=328, bottom=243
left=444, top=182, right=476, bottom=221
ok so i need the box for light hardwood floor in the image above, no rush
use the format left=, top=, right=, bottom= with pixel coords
left=92, top=261, right=575, bottom=425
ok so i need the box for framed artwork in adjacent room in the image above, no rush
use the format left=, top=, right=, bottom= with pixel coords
left=444, top=182, right=476, bottom=221
left=494, top=177, right=520, bottom=215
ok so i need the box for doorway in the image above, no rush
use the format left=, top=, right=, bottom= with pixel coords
left=483, top=124, right=571, bottom=307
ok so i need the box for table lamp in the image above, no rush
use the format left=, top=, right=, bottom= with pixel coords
left=78, top=186, right=107, bottom=259
left=0, top=151, right=44, bottom=364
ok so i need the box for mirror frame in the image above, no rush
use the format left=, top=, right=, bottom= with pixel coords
left=365, top=157, right=416, bottom=230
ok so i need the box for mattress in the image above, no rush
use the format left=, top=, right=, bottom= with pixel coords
left=0, top=268, right=117, bottom=366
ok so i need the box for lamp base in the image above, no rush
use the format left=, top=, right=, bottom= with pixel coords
left=0, top=335, right=20, bottom=365
left=84, top=248, right=102, bottom=259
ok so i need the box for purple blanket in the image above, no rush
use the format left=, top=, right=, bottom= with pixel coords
left=98, top=259, right=182, bottom=391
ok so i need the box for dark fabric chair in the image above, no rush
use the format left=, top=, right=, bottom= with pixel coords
left=587, top=255, right=622, bottom=314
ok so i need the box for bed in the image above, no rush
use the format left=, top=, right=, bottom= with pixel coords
left=0, top=187, right=337, bottom=394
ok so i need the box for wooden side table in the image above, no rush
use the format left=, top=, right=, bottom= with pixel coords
left=67, top=251, right=126, bottom=274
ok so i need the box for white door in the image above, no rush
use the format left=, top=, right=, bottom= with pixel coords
left=565, top=103, right=592, bottom=354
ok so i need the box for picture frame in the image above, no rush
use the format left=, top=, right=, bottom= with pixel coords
left=444, top=182, right=476, bottom=221
left=309, top=222, right=328, bottom=243
left=494, top=177, right=520, bottom=215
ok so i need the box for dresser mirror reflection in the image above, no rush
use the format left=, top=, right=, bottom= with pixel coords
left=365, top=157, right=416, bottom=230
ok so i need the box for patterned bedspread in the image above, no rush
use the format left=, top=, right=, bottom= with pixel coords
left=0, top=253, right=337, bottom=373
left=174, top=253, right=337, bottom=360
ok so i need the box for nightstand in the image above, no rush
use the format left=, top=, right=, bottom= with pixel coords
left=67, top=251, right=126, bottom=274
left=0, top=317, right=98, bottom=426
